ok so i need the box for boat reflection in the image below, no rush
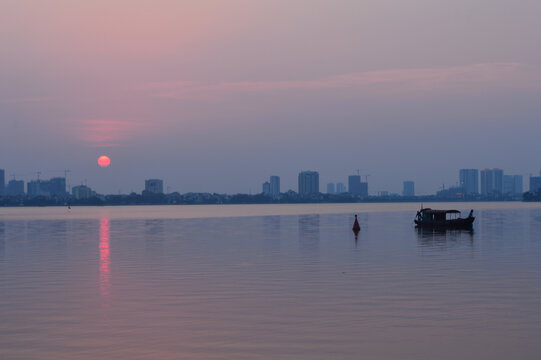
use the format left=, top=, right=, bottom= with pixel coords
left=99, top=218, right=111, bottom=297
left=416, top=227, right=474, bottom=249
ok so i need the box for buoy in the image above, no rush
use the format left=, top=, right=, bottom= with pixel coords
left=352, top=214, right=360, bottom=232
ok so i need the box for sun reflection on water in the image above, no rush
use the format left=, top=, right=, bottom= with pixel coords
left=99, top=218, right=111, bottom=297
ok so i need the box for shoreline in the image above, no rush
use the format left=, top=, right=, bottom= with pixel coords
left=2, top=201, right=541, bottom=221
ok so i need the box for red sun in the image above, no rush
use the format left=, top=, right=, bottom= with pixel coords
left=97, top=155, right=111, bottom=168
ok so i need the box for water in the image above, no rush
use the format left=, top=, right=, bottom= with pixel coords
left=1, top=203, right=541, bottom=359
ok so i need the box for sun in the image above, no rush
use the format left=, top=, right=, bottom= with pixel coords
left=97, top=155, right=111, bottom=168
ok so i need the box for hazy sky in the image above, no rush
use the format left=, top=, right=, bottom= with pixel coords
left=2, top=0, right=541, bottom=195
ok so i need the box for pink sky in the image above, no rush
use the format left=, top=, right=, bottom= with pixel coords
left=1, top=0, right=541, bottom=194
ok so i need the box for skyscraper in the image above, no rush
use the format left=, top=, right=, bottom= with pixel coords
left=480, top=168, right=503, bottom=197
left=459, top=169, right=479, bottom=195
left=403, top=181, right=415, bottom=197
left=0, top=169, right=4, bottom=196
left=327, top=183, right=335, bottom=194
left=270, top=176, right=280, bottom=198
left=72, top=185, right=94, bottom=199
left=27, top=180, right=42, bottom=196
left=336, top=183, right=346, bottom=194
left=6, top=179, right=24, bottom=196
left=348, top=175, right=361, bottom=194
left=262, top=181, right=270, bottom=196
left=359, top=182, right=368, bottom=197
left=530, top=176, right=541, bottom=193
left=348, top=175, right=368, bottom=196
left=503, top=175, right=523, bottom=196
left=47, top=177, right=67, bottom=197
left=298, top=171, right=319, bottom=196
left=26, top=177, right=66, bottom=197
left=145, top=179, right=164, bottom=194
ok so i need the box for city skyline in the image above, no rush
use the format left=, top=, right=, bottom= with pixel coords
left=2, top=1, right=541, bottom=195
left=1, top=165, right=538, bottom=198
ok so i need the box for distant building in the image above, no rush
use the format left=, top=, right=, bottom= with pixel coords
left=0, top=169, right=4, bottom=196
left=530, top=176, right=541, bottom=193
left=298, top=171, right=319, bottom=196
left=514, top=175, right=523, bottom=195
left=403, top=181, right=415, bottom=197
left=261, top=176, right=279, bottom=198
left=6, top=179, right=24, bottom=196
left=359, top=182, right=368, bottom=197
left=480, top=168, right=503, bottom=197
left=503, top=175, right=523, bottom=197
left=270, top=176, right=280, bottom=198
left=436, top=186, right=464, bottom=199
left=26, top=177, right=66, bottom=197
left=349, top=175, right=368, bottom=196
left=327, top=183, right=335, bottom=194
left=262, top=181, right=271, bottom=196
left=47, top=177, right=66, bottom=197
left=459, top=169, right=479, bottom=195
left=348, top=175, right=361, bottom=194
left=72, top=185, right=94, bottom=199
left=145, top=179, right=164, bottom=194
left=27, top=180, right=42, bottom=196
left=336, top=182, right=346, bottom=194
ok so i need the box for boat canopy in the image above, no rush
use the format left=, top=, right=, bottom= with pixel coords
left=420, top=208, right=460, bottom=214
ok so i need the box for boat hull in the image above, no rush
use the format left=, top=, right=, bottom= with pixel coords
left=414, top=217, right=475, bottom=229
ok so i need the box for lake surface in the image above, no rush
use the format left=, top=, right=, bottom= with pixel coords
left=1, top=203, right=541, bottom=359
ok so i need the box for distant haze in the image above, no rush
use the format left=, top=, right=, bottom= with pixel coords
left=1, top=0, right=541, bottom=194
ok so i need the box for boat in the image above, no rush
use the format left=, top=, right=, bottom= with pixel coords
left=414, top=207, right=474, bottom=229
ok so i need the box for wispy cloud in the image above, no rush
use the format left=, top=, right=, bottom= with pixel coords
left=76, top=119, right=148, bottom=147
left=0, top=96, right=53, bottom=104
left=138, top=63, right=536, bottom=100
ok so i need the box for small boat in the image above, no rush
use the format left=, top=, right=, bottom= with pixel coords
left=414, top=207, right=474, bottom=229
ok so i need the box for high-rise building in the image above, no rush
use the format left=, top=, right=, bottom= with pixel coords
left=47, top=177, right=66, bottom=197
left=480, top=168, right=503, bottom=197
left=26, top=177, right=66, bottom=197
left=27, top=180, right=42, bottom=196
left=503, top=176, right=513, bottom=195
left=0, top=169, right=4, bottom=196
left=348, top=175, right=361, bottom=194
left=348, top=175, right=368, bottom=196
left=6, top=179, right=24, bottom=196
left=359, top=182, right=368, bottom=197
left=327, top=183, right=335, bottom=194
left=514, top=175, right=523, bottom=195
left=530, top=176, right=541, bottom=193
left=270, top=176, right=280, bottom=198
left=298, top=171, right=319, bottom=196
left=145, top=179, right=164, bottom=194
left=72, top=185, right=94, bottom=199
left=503, top=175, right=523, bottom=196
left=336, top=182, right=346, bottom=194
left=262, top=181, right=271, bottom=196
left=459, top=169, right=479, bottom=195
left=403, top=181, right=415, bottom=197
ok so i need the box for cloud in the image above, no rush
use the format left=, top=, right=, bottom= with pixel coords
left=138, top=62, right=537, bottom=100
left=76, top=119, right=149, bottom=147
left=0, top=96, right=53, bottom=104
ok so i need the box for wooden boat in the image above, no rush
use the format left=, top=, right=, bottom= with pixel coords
left=414, top=208, right=474, bottom=229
